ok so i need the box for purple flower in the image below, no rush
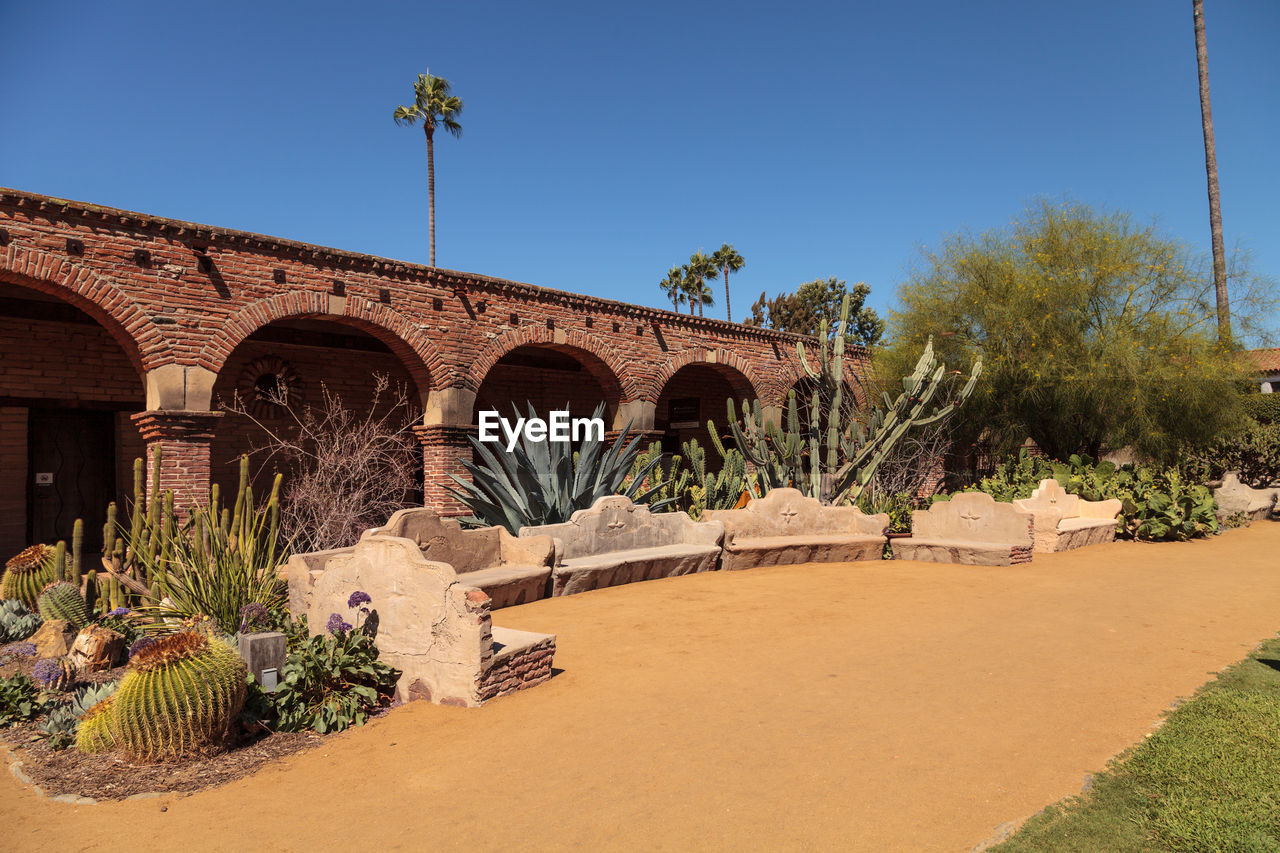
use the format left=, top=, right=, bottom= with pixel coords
left=128, top=636, right=156, bottom=659
left=326, top=613, right=352, bottom=634
left=1, top=642, right=36, bottom=658
left=108, top=607, right=131, bottom=617
left=32, top=658, right=61, bottom=687
left=347, top=591, right=372, bottom=609
left=238, top=602, right=269, bottom=633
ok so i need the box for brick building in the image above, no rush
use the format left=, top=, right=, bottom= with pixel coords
left=0, top=188, right=865, bottom=557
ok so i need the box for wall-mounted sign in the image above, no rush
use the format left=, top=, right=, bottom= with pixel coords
left=669, top=398, right=700, bottom=429
left=35, top=472, right=54, bottom=485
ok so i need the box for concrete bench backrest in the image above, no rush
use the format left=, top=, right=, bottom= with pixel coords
left=705, top=487, right=886, bottom=540
left=521, top=496, right=723, bottom=560
left=371, top=508, right=554, bottom=573
left=913, top=492, right=1033, bottom=545
left=1014, top=479, right=1082, bottom=519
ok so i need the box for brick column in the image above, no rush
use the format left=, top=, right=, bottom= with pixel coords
left=130, top=411, right=223, bottom=515
left=413, top=424, right=474, bottom=517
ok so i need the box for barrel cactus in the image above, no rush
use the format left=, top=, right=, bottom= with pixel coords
left=111, top=631, right=247, bottom=760
left=75, top=695, right=117, bottom=754
left=2, top=545, right=58, bottom=609
left=37, top=581, right=90, bottom=630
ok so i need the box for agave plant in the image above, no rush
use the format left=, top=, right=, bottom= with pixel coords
left=448, top=402, right=676, bottom=533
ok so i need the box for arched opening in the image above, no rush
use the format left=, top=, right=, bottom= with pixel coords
left=655, top=363, right=756, bottom=456
left=210, top=316, right=428, bottom=512
left=0, top=279, right=147, bottom=557
left=472, top=344, right=623, bottom=431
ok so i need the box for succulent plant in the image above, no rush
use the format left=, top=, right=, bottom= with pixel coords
left=75, top=695, right=116, bottom=754
left=109, top=631, right=247, bottom=760
left=2, top=545, right=58, bottom=609
left=71, top=679, right=119, bottom=717
left=32, top=656, right=78, bottom=692
left=37, top=581, right=90, bottom=630
left=0, top=599, right=42, bottom=644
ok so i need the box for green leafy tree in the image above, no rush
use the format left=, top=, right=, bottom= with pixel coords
left=710, top=243, right=745, bottom=322
left=748, top=278, right=884, bottom=346
left=683, top=252, right=718, bottom=317
left=658, top=265, right=686, bottom=312
left=884, top=199, right=1253, bottom=464
left=393, top=71, right=464, bottom=267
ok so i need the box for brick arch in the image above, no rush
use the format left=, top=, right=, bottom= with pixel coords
left=465, top=326, right=639, bottom=401
left=649, top=348, right=764, bottom=402
left=196, top=292, right=447, bottom=402
left=0, top=244, right=169, bottom=376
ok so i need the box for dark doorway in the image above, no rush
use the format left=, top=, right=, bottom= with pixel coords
left=27, top=408, right=115, bottom=552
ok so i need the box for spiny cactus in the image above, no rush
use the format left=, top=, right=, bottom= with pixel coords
left=110, top=631, right=247, bottom=760
left=0, top=599, right=42, bottom=643
left=75, top=695, right=116, bottom=753
left=37, top=581, right=90, bottom=630
left=32, top=656, right=78, bottom=692
left=693, top=436, right=761, bottom=515
left=626, top=441, right=690, bottom=511
left=719, top=293, right=982, bottom=505
left=2, top=545, right=59, bottom=609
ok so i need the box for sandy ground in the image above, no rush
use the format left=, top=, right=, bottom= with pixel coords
left=4, top=522, right=1279, bottom=852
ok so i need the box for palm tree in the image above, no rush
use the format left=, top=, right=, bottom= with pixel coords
left=1193, top=0, right=1230, bottom=342
left=710, top=243, right=745, bottom=322
left=659, top=265, right=686, bottom=312
left=684, top=252, right=718, bottom=317
left=393, top=71, right=464, bottom=267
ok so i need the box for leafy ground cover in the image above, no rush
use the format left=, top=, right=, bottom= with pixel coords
left=995, top=634, right=1280, bottom=851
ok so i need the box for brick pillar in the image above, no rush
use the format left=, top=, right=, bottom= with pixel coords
left=413, top=424, right=474, bottom=517
left=130, top=411, right=223, bottom=515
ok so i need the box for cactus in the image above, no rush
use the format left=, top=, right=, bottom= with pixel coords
left=109, top=630, right=247, bottom=760
left=0, top=599, right=42, bottom=643
left=627, top=441, right=690, bottom=512
left=718, top=293, right=982, bottom=505
left=70, top=519, right=83, bottom=586
left=693, top=436, right=761, bottom=515
left=2, top=545, right=59, bottom=609
left=37, top=581, right=90, bottom=629
left=33, top=655, right=78, bottom=691
left=75, top=695, right=117, bottom=753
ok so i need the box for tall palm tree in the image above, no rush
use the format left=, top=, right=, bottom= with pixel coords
left=393, top=71, right=464, bottom=267
left=1193, top=0, right=1230, bottom=342
left=659, top=265, right=686, bottom=312
left=710, top=243, right=745, bottom=322
left=684, top=252, right=718, bottom=317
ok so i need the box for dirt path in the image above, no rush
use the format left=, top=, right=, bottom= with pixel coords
left=5, top=523, right=1280, bottom=852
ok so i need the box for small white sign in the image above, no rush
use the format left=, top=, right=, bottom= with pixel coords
left=35, top=472, right=54, bottom=485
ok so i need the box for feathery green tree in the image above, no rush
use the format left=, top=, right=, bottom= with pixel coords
left=393, top=71, right=464, bottom=267
left=748, top=278, right=883, bottom=346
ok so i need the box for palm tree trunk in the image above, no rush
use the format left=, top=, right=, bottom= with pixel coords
left=425, top=126, right=436, bottom=267
left=723, top=267, right=732, bottom=322
left=1194, top=0, right=1230, bottom=342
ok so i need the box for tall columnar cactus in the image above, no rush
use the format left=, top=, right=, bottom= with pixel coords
left=720, top=293, right=982, bottom=505
left=682, top=437, right=760, bottom=518
left=2, top=545, right=58, bottom=609
left=108, top=631, right=247, bottom=760
left=627, top=441, right=691, bottom=512
left=70, top=519, right=84, bottom=586
left=37, top=581, right=90, bottom=629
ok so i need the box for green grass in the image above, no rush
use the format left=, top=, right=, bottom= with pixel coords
left=994, top=635, right=1280, bottom=852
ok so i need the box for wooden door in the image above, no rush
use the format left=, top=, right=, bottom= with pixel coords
left=28, top=408, right=114, bottom=552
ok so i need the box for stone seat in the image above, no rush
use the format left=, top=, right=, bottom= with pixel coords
left=1213, top=471, right=1280, bottom=521
left=521, top=496, right=725, bottom=597
left=890, top=492, right=1034, bottom=566
left=704, top=488, right=888, bottom=571
left=1012, top=479, right=1121, bottom=552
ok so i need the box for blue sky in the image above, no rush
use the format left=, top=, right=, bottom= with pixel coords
left=2, top=0, right=1276, bottom=331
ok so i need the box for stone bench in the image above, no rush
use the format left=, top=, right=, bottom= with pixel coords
left=285, top=535, right=555, bottom=707
left=520, top=496, right=724, bottom=597
left=704, top=488, right=888, bottom=571
left=368, top=508, right=556, bottom=608
left=1214, top=471, right=1280, bottom=521
left=1012, top=479, right=1122, bottom=552
left=890, top=492, right=1034, bottom=566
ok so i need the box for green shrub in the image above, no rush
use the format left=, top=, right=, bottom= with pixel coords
left=1180, top=420, right=1280, bottom=489
left=1243, top=393, right=1280, bottom=425
left=0, top=674, right=44, bottom=727
left=963, top=452, right=1219, bottom=542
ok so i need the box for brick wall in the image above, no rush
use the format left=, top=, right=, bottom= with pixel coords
left=0, top=407, right=28, bottom=558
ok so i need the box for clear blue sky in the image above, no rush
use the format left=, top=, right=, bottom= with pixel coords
left=2, top=0, right=1276, bottom=332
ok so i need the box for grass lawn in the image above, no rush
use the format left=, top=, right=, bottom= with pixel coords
left=995, top=634, right=1280, bottom=852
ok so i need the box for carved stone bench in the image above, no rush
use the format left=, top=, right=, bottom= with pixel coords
left=704, top=487, right=888, bottom=571
left=890, top=492, right=1034, bottom=566
left=1214, top=471, right=1280, bottom=521
left=520, top=496, right=724, bottom=596
left=285, top=535, right=555, bottom=707
left=369, top=508, right=556, bottom=608
left=1012, top=479, right=1122, bottom=552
